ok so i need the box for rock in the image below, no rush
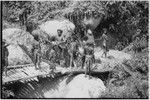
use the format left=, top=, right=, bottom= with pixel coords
left=3, top=28, right=38, bottom=65
left=2, top=28, right=38, bottom=49
left=31, top=28, right=50, bottom=41
left=39, top=19, right=75, bottom=41
left=7, top=45, right=32, bottom=65
left=65, top=74, right=106, bottom=98
left=83, top=17, right=102, bottom=30
left=43, top=74, right=106, bottom=98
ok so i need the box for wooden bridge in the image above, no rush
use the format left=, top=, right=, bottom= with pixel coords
left=2, top=63, right=112, bottom=85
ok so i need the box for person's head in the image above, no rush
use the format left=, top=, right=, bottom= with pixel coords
left=136, top=29, right=141, bottom=34
left=51, top=36, right=56, bottom=42
left=57, top=29, right=63, bottom=37
left=2, top=39, right=6, bottom=45
left=87, top=29, right=93, bottom=36
left=103, top=28, right=107, bottom=34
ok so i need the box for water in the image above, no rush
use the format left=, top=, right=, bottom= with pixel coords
left=3, top=71, right=110, bottom=98
left=3, top=73, right=67, bottom=98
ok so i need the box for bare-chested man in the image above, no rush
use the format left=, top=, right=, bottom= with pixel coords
left=82, top=29, right=95, bottom=78
left=101, top=28, right=109, bottom=58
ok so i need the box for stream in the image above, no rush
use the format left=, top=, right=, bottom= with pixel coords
left=3, top=71, right=110, bottom=98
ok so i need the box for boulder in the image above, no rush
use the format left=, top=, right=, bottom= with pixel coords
left=2, top=28, right=38, bottom=65
left=83, top=17, right=102, bottom=30
left=7, top=45, right=32, bottom=65
left=65, top=74, right=106, bottom=98
left=31, top=28, right=50, bottom=41
left=2, top=28, right=38, bottom=48
left=39, top=19, right=75, bottom=42
left=43, top=74, right=106, bottom=98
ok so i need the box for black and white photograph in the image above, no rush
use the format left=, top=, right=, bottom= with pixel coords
left=1, top=0, right=149, bottom=99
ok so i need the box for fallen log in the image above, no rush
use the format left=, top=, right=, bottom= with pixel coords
left=3, top=67, right=112, bottom=85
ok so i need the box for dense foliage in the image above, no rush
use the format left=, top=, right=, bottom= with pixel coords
left=2, top=1, right=148, bottom=51
left=95, top=1, right=148, bottom=50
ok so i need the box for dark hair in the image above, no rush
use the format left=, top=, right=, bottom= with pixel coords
left=103, top=28, right=107, bottom=34
left=2, top=39, right=6, bottom=44
left=2, top=41, right=5, bottom=45
left=51, top=36, right=56, bottom=41
left=57, top=29, right=63, bottom=33
left=103, top=28, right=107, bottom=31
left=83, top=36, right=88, bottom=41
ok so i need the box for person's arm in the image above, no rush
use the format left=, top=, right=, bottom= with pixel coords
left=4, top=43, right=10, bottom=47
left=93, top=40, right=96, bottom=46
left=82, top=40, right=87, bottom=48
left=99, top=34, right=104, bottom=41
left=5, top=44, right=9, bottom=47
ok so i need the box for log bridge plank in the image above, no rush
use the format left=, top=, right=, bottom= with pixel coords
left=2, top=64, right=112, bottom=84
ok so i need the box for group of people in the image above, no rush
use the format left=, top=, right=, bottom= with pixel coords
left=2, top=27, right=109, bottom=78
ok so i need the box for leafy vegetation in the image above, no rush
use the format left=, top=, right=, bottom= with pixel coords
left=2, top=87, right=14, bottom=98
left=96, top=1, right=148, bottom=50
left=2, top=1, right=148, bottom=51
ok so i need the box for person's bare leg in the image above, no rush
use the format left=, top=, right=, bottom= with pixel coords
left=92, top=55, right=95, bottom=63
left=36, top=55, right=40, bottom=70
left=101, top=51, right=104, bottom=58
left=69, top=53, right=73, bottom=69
left=35, top=54, right=38, bottom=70
left=36, top=62, right=39, bottom=70
left=101, top=47, right=105, bottom=58
left=38, top=56, right=41, bottom=70
left=82, top=56, right=85, bottom=69
left=35, top=63, right=38, bottom=70
left=5, top=58, right=8, bottom=76
left=85, top=57, right=88, bottom=77
left=88, top=63, right=90, bottom=79
left=85, top=66, right=87, bottom=77
left=73, top=59, right=77, bottom=69
left=104, top=51, right=106, bottom=58
left=89, top=58, right=93, bottom=79
left=4, top=66, right=7, bottom=76
left=61, top=49, right=64, bottom=59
